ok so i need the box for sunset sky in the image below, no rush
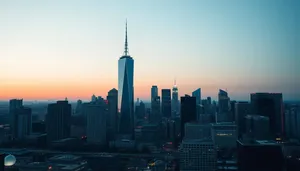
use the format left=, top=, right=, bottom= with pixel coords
left=0, top=0, right=299, bottom=101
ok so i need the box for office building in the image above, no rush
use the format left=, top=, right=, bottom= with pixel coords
left=172, top=80, right=179, bottom=117
left=46, top=101, right=71, bottom=143
left=245, top=115, right=270, bottom=140
left=107, top=88, right=118, bottom=140
left=180, top=95, right=197, bottom=140
left=135, top=101, right=145, bottom=120
left=251, top=93, right=284, bottom=138
left=13, top=107, right=32, bottom=139
left=285, top=106, right=300, bottom=139
left=180, top=139, right=216, bottom=171
left=118, top=21, right=134, bottom=137
left=151, top=85, right=158, bottom=101
left=237, top=139, right=284, bottom=171
left=86, top=102, right=107, bottom=145
left=235, top=102, right=251, bottom=137
left=161, top=89, right=171, bottom=118
left=9, top=99, right=23, bottom=138
left=192, top=88, right=201, bottom=105
left=151, top=96, right=161, bottom=123
left=184, top=123, right=211, bottom=140
left=218, top=89, right=230, bottom=114
left=211, top=122, right=237, bottom=149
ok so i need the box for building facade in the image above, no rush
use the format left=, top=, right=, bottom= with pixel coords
left=161, top=89, right=171, bottom=118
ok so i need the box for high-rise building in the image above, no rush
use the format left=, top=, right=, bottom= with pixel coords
left=180, top=95, right=197, bottom=140
left=211, top=122, right=237, bottom=149
left=135, top=100, right=145, bottom=120
left=192, top=88, right=201, bottom=105
left=13, top=107, right=32, bottom=139
left=218, top=89, right=230, bottom=114
left=237, top=139, right=284, bottom=171
left=151, top=96, right=161, bottom=123
left=250, top=93, right=284, bottom=138
left=172, top=80, right=179, bottom=117
left=184, top=123, right=211, bottom=140
left=151, top=85, right=158, bottom=101
left=86, top=102, right=107, bottom=145
left=235, top=102, right=251, bottom=137
left=245, top=115, right=270, bottom=140
left=9, top=99, right=23, bottom=138
left=107, top=88, right=118, bottom=141
left=180, top=139, right=216, bottom=171
left=46, top=101, right=71, bottom=143
left=161, top=89, right=171, bottom=118
left=285, top=106, right=300, bottom=139
left=118, top=21, right=134, bottom=137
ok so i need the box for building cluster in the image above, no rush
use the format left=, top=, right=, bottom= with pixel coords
left=0, top=22, right=299, bottom=171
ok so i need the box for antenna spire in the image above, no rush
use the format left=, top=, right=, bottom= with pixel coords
left=124, top=19, right=129, bottom=56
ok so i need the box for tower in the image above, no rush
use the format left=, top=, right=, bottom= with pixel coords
left=118, top=20, right=134, bottom=137
left=172, top=79, right=179, bottom=117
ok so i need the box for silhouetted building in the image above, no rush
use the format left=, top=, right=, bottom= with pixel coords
left=230, top=100, right=237, bottom=122
left=86, top=101, right=107, bottom=145
left=9, top=99, right=23, bottom=139
left=162, top=89, right=172, bottom=118
left=218, top=89, right=230, bottom=116
left=118, top=21, right=134, bottom=138
left=285, top=106, right=300, bottom=139
left=107, top=88, right=118, bottom=140
left=13, top=107, right=32, bottom=139
left=172, top=81, right=179, bottom=117
left=235, top=102, right=251, bottom=137
left=46, top=101, right=71, bottom=143
left=151, top=96, right=161, bottom=123
left=75, top=100, right=83, bottom=115
left=151, top=85, right=158, bottom=101
left=135, top=101, right=145, bottom=120
left=251, top=93, right=284, bottom=138
left=237, top=139, right=284, bottom=171
left=185, top=123, right=211, bottom=140
left=192, top=88, right=201, bottom=105
left=180, top=95, right=197, bottom=140
left=245, top=115, right=270, bottom=140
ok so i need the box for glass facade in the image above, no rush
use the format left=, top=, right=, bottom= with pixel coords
left=118, top=56, right=134, bottom=135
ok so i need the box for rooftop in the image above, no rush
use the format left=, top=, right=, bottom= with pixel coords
left=237, top=139, right=280, bottom=146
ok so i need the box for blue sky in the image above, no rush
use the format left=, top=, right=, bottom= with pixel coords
left=0, top=0, right=299, bottom=101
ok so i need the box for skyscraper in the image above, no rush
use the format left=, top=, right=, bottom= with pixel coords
left=151, top=85, right=158, bottom=101
left=107, top=88, right=118, bottom=140
left=180, top=95, right=197, bottom=140
left=172, top=80, right=179, bottom=117
left=13, top=107, right=32, bottom=139
left=118, top=21, right=134, bottom=137
left=46, top=100, right=71, bottom=143
left=9, top=99, right=23, bottom=139
left=192, top=88, right=201, bottom=105
left=161, top=89, right=171, bottom=118
left=250, top=93, right=284, bottom=138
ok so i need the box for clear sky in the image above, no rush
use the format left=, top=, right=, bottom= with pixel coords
left=0, top=0, right=299, bottom=101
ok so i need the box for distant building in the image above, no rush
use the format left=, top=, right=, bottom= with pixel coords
left=184, top=123, right=211, bottom=140
left=151, top=86, right=158, bottom=101
left=192, top=88, right=201, bottom=105
left=13, top=107, right=32, bottom=139
left=211, top=122, right=237, bottom=149
left=180, top=95, right=197, bottom=140
left=285, top=106, right=300, bottom=139
left=245, top=115, right=270, bottom=140
left=218, top=89, right=230, bottom=115
left=151, top=96, right=161, bottom=123
left=237, top=139, right=284, bottom=171
left=107, top=88, right=118, bottom=141
left=161, top=89, right=171, bottom=118
left=250, top=93, right=284, bottom=138
left=9, top=99, right=23, bottom=138
left=172, top=81, right=179, bottom=117
left=46, top=101, right=71, bottom=143
left=235, top=102, right=251, bottom=137
left=180, top=139, right=216, bottom=171
left=135, top=101, right=145, bottom=120
left=86, top=101, right=107, bottom=145
left=75, top=100, right=83, bottom=115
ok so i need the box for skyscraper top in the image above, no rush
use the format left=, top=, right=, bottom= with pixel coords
left=124, top=19, right=129, bottom=56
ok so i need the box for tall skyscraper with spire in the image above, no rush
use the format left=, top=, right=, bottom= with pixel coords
left=118, top=21, right=134, bottom=137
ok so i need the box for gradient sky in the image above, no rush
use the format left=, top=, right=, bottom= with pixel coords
left=0, top=0, right=299, bottom=101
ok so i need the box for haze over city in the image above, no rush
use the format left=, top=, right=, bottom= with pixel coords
left=0, top=0, right=299, bottom=101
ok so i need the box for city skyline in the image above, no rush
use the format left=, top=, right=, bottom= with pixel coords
left=0, top=0, right=299, bottom=101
